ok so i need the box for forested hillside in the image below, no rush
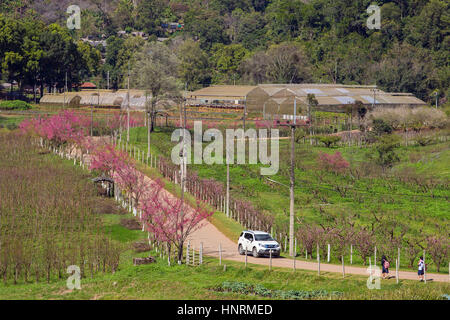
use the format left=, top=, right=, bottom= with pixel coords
left=0, top=0, right=448, bottom=104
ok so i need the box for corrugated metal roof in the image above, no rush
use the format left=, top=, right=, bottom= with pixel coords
left=40, top=90, right=150, bottom=108
left=40, top=94, right=80, bottom=104
left=259, top=86, right=284, bottom=96
left=187, top=85, right=258, bottom=98
left=189, top=84, right=426, bottom=106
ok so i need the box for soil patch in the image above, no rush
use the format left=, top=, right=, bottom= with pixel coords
left=133, top=257, right=156, bottom=265
left=120, top=218, right=141, bottom=230
left=132, top=240, right=151, bottom=253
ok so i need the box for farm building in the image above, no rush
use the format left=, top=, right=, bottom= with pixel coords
left=39, top=89, right=175, bottom=111
left=187, top=84, right=427, bottom=118
left=40, top=90, right=136, bottom=109
left=39, top=92, right=82, bottom=108
left=186, top=85, right=259, bottom=109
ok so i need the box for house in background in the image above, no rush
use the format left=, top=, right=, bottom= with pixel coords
left=80, top=82, right=97, bottom=90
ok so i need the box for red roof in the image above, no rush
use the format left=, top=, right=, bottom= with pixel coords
left=80, top=82, right=97, bottom=89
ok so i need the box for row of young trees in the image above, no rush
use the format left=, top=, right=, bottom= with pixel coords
left=20, top=110, right=213, bottom=264
left=0, top=132, right=122, bottom=284
left=295, top=210, right=449, bottom=272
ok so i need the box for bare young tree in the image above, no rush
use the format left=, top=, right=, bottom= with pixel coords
left=426, top=235, right=449, bottom=273
left=131, top=42, right=181, bottom=153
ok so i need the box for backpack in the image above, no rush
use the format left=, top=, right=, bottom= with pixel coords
left=384, top=260, right=390, bottom=269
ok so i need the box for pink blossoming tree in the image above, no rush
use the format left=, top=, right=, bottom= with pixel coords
left=318, top=151, right=350, bottom=174
left=140, top=179, right=213, bottom=263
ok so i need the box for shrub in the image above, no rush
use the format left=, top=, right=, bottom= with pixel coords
left=216, top=282, right=341, bottom=300
left=315, top=135, right=341, bottom=148
left=415, top=134, right=435, bottom=146
left=375, top=135, right=401, bottom=169
left=372, top=119, right=393, bottom=136
left=295, top=128, right=306, bottom=143
left=6, top=123, right=18, bottom=130
left=0, top=100, right=32, bottom=110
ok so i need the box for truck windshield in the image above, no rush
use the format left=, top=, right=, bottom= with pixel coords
left=254, top=234, right=274, bottom=241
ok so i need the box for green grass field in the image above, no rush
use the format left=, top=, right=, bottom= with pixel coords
left=125, top=126, right=450, bottom=273
left=0, top=115, right=24, bottom=129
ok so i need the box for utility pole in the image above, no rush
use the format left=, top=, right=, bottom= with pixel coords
left=226, top=162, right=230, bottom=218
left=183, top=84, right=187, bottom=188
left=334, top=60, right=338, bottom=84
left=278, top=98, right=306, bottom=257
left=243, top=94, right=247, bottom=131
left=90, top=98, right=93, bottom=136
left=178, top=89, right=188, bottom=263
left=435, top=91, right=438, bottom=109
left=63, top=72, right=67, bottom=109
left=146, top=91, right=150, bottom=157
left=97, top=85, right=100, bottom=114
left=263, top=101, right=267, bottom=120
left=372, top=86, right=377, bottom=108
left=127, top=65, right=130, bottom=143
left=307, top=98, right=313, bottom=142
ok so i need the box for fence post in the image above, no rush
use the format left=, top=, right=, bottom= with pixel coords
left=199, top=242, right=203, bottom=265
left=374, top=246, right=377, bottom=266
left=269, top=249, right=272, bottom=271
left=396, top=258, right=399, bottom=284
left=317, top=244, right=320, bottom=276
left=350, top=244, right=353, bottom=265
left=327, top=244, right=330, bottom=263
left=342, top=256, right=345, bottom=278
left=245, top=247, right=247, bottom=268
left=423, top=250, right=426, bottom=284
left=186, top=242, right=190, bottom=265
left=293, top=240, right=296, bottom=271
left=192, top=245, right=195, bottom=266
left=219, top=243, right=222, bottom=266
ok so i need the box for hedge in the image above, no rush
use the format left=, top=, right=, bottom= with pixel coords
left=0, top=100, right=32, bottom=111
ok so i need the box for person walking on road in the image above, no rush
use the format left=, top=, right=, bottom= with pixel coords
left=381, top=255, right=390, bottom=279
left=418, top=256, right=425, bottom=281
